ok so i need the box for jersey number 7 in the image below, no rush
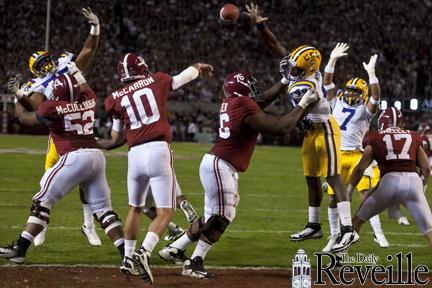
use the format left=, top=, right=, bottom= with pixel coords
left=340, top=107, right=356, bottom=130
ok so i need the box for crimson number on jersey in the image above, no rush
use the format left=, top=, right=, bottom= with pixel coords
left=382, top=133, right=412, bottom=160
left=121, top=88, right=160, bottom=130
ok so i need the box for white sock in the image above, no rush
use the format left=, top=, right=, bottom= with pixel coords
left=308, top=206, right=320, bottom=224
left=170, top=233, right=193, bottom=251
left=191, top=240, right=212, bottom=260
left=82, top=204, right=94, bottom=227
left=337, top=201, right=352, bottom=226
left=125, top=239, right=137, bottom=258
left=328, top=207, right=340, bottom=237
left=167, top=222, right=177, bottom=232
left=369, top=214, right=383, bottom=234
left=141, top=232, right=159, bottom=254
left=21, top=231, right=35, bottom=242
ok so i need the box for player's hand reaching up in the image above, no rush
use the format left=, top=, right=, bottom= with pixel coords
left=244, top=2, right=268, bottom=24
left=363, top=54, right=378, bottom=74
left=298, top=89, right=319, bottom=109
left=82, top=7, right=99, bottom=26
left=7, top=75, right=24, bottom=100
left=330, top=42, right=349, bottom=60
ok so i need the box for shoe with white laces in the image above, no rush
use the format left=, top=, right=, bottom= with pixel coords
left=180, top=200, right=198, bottom=224
left=374, top=231, right=389, bottom=248
left=133, top=248, right=153, bottom=284
left=120, top=256, right=143, bottom=276
left=164, top=226, right=185, bottom=242
left=182, top=256, right=213, bottom=279
left=330, top=225, right=359, bottom=253
left=34, top=227, right=47, bottom=247
left=0, top=241, right=26, bottom=264
left=397, top=216, right=410, bottom=226
left=290, top=222, right=323, bottom=242
left=81, top=224, right=102, bottom=246
left=322, top=235, right=338, bottom=252
left=159, top=245, right=188, bottom=265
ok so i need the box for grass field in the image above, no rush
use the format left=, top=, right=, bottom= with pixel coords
left=0, top=134, right=431, bottom=269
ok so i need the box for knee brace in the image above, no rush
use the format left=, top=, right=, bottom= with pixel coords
left=94, top=210, right=122, bottom=234
left=187, top=216, right=205, bottom=241
left=201, top=215, right=230, bottom=244
left=28, top=200, right=51, bottom=227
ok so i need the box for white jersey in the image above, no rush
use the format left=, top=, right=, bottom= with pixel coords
left=23, top=53, right=75, bottom=100
left=330, top=97, right=374, bottom=150
left=288, top=71, right=330, bottom=123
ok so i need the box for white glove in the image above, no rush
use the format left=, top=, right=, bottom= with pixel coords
left=325, top=42, right=349, bottom=73
left=363, top=54, right=378, bottom=83
left=7, top=75, right=24, bottom=100
left=67, top=62, right=86, bottom=85
left=82, top=7, right=100, bottom=35
left=298, top=89, right=319, bottom=109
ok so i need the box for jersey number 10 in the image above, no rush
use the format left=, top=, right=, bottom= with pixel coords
left=121, top=88, right=161, bottom=130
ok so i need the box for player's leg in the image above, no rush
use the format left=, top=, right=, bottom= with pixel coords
left=388, top=204, right=410, bottom=225
left=79, top=186, right=101, bottom=246
left=290, top=131, right=323, bottom=241
left=183, top=155, right=237, bottom=279
left=401, top=173, right=432, bottom=246
left=133, top=144, right=176, bottom=284
left=174, top=176, right=198, bottom=224
left=0, top=152, right=86, bottom=263
left=81, top=151, right=124, bottom=256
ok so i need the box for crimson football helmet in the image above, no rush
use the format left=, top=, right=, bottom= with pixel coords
left=223, top=71, right=263, bottom=101
left=378, top=107, right=404, bottom=130
left=52, top=74, right=80, bottom=102
left=117, top=53, right=150, bottom=82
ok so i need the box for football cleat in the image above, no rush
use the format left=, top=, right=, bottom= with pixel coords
left=182, top=256, right=213, bottom=279
left=397, top=216, right=410, bottom=226
left=81, top=224, right=102, bottom=246
left=133, top=248, right=154, bottom=284
left=180, top=200, right=199, bottom=224
left=374, top=232, right=389, bottom=248
left=330, top=225, right=359, bottom=253
left=0, top=241, right=26, bottom=264
left=322, top=235, right=338, bottom=252
left=164, top=226, right=185, bottom=242
left=34, top=227, right=47, bottom=247
left=120, top=256, right=143, bottom=276
left=290, top=222, right=323, bottom=242
left=159, top=245, right=188, bottom=265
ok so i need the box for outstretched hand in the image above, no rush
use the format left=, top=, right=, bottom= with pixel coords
left=244, top=2, right=268, bottom=24
left=82, top=7, right=99, bottom=26
left=363, top=54, right=378, bottom=74
left=330, top=42, right=349, bottom=60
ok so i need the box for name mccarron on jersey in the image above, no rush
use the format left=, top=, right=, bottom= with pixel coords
left=112, top=77, right=155, bottom=99
left=55, top=99, right=96, bottom=115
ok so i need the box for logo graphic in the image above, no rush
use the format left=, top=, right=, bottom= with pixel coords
left=292, top=249, right=311, bottom=288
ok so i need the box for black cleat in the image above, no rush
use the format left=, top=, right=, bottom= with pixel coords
left=159, top=245, right=188, bottom=265
left=182, top=256, right=213, bottom=279
left=290, top=222, right=323, bottom=242
left=0, top=241, right=26, bottom=264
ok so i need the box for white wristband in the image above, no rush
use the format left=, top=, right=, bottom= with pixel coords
left=369, top=77, right=379, bottom=84
left=369, top=97, right=380, bottom=105
left=15, top=90, right=24, bottom=100
left=73, top=71, right=87, bottom=85
left=324, top=65, right=335, bottom=73
left=323, top=83, right=335, bottom=91
left=281, top=77, right=289, bottom=85
left=90, top=25, right=100, bottom=36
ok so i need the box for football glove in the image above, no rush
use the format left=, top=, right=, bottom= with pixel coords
left=363, top=54, right=378, bottom=83
left=297, top=118, right=313, bottom=132
left=82, top=7, right=99, bottom=26
left=325, top=43, right=349, bottom=73
left=279, top=56, right=290, bottom=83
left=7, top=75, right=24, bottom=99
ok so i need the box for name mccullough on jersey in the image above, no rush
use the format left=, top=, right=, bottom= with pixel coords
left=55, top=99, right=96, bottom=114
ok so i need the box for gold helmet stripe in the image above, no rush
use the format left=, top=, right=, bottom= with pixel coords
left=292, top=46, right=315, bottom=62
left=288, top=80, right=316, bottom=91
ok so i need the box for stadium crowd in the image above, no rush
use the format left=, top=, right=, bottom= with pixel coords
left=1, top=0, right=431, bottom=139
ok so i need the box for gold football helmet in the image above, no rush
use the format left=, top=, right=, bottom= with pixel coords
left=286, top=45, right=322, bottom=81
left=343, top=78, right=368, bottom=106
left=29, top=51, right=56, bottom=77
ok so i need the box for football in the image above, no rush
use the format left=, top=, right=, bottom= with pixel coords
left=219, top=4, right=240, bottom=23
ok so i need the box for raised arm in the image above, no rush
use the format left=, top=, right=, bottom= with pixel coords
left=347, top=145, right=374, bottom=194
left=244, top=2, right=287, bottom=58
left=171, top=63, right=213, bottom=90
left=323, top=43, right=349, bottom=102
left=75, top=7, right=100, bottom=71
left=363, top=54, right=381, bottom=115
left=245, top=89, right=318, bottom=135
left=8, top=76, right=45, bottom=111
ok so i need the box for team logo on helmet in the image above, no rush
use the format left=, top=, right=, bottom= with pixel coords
left=285, top=45, right=321, bottom=81
left=117, top=53, right=150, bottom=83
left=223, top=71, right=263, bottom=101
left=53, top=74, right=80, bottom=102
left=378, top=107, right=404, bottom=130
